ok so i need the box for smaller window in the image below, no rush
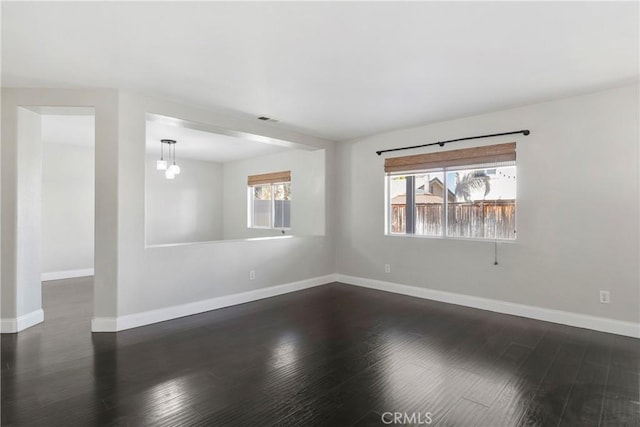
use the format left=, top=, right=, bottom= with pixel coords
left=247, top=171, right=291, bottom=229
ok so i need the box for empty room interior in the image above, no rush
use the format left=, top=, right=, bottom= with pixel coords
left=1, top=2, right=639, bottom=426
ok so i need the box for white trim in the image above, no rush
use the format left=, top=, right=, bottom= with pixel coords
left=145, top=235, right=293, bottom=249
left=1, top=309, right=44, bottom=333
left=92, top=274, right=337, bottom=332
left=90, top=317, right=117, bottom=332
left=42, top=269, right=94, bottom=282
left=336, top=274, right=640, bottom=339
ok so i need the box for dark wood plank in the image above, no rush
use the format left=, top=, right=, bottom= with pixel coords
left=476, top=331, right=561, bottom=426
left=558, top=361, right=608, bottom=426
left=435, top=397, right=487, bottom=427
left=600, top=366, right=640, bottom=426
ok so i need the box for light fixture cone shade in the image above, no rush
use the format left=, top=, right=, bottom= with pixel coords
left=157, top=160, right=168, bottom=170
left=165, top=169, right=175, bottom=179
left=169, top=164, right=181, bottom=175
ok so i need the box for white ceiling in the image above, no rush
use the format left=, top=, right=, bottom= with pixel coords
left=145, top=120, right=290, bottom=163
left=41, top=115, right=290, bottom=163
left=4, top=2, right=638, bottom=141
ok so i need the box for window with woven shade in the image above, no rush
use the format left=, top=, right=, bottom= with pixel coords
left=385, top=143, right=516, bottom=240
left=248, top=171, right=291, bottom=229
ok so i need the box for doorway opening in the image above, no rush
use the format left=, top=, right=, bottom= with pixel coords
left=25, top=107, right=95, bottom=329
left=37, top=107, right=96, bottom=328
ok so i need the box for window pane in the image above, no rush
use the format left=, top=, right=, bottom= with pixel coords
left=389, top=175, right=407, bottom=234
left=252, top=184, right=272, bottom=227
left=414, top=172, right=444, bottom=236
left=273, top=182, right=291, bottom=228
left=447, top=165, right=516, bottom=239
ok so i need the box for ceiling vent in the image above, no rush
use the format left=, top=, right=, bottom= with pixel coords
left=257, top=116, right=279, bottom=123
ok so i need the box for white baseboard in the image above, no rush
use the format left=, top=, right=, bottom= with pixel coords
left=91, top=317, right=118, bottom=332
left=89, top=273, right=639, bottom=338
left=1, top=309, right=44, bottom=333
left=336, top=274, right=640, bottom=339
left=42, top=268, right=94, bottom=282
left=92, top=274, right=337, bottom=332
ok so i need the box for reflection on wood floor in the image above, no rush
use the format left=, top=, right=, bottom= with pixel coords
left=2, top=278, right=639, bottom=426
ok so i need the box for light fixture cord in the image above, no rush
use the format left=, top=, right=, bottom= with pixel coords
left=494, top=155, right=499, bottom=266
left=160, top=140, right=164, bottom=160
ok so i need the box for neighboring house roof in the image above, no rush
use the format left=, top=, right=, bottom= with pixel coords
left=391, top=194, right=444, bottom=205
left=428, top=177, right=456, bottom=200
left=417, top=178, right=455, bottom=200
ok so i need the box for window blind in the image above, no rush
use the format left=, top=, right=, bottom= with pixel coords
left=247, top=170, right=291, bottom=186
left=384, top=142, right=516, bottom=173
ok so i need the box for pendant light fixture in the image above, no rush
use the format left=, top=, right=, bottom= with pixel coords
left=156, top=140, right=168, bottom=170
left=158, top=139, right=180, bottom=179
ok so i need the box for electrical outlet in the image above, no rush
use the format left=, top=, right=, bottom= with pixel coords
left=599, top=290, right=610, bottom=304
left=249, top=270, right=255, bottom=280
left=384, top=264, right=391, bottom=273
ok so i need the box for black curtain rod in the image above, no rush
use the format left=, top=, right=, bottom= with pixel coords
left=375, top=129, right=530, bottom=156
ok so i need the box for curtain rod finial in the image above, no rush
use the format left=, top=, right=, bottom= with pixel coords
left=523, top=130, right=530, bottom=136
left=376, top=151, right=382, bottom=156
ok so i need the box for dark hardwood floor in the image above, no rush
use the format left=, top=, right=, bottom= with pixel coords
left=2, top=278, right=639, bottom=426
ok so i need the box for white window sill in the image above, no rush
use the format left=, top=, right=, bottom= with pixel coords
left=248, top=227, right=291, bottom=231
left=384, top=233, right=517, bottom=244
left=145, top=235, right=294, bottom=249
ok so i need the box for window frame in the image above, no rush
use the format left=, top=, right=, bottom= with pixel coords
left=385, top=162, right=517, bottom=241
left=247, top=181, right=292, bottom=231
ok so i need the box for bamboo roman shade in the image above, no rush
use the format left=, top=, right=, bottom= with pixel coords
left=247, top=170, right=291, bottom=186
left=384, top=142, right=516, bottom=173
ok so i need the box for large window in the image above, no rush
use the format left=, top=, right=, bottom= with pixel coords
left=248, top=171, right=291, bottom=229
left=385, top=143, right=516, bottom=240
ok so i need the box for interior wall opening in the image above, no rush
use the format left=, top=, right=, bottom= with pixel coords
left=144, top=113, right=327, bottom=246
left=38, top=107, right=96, bottom=328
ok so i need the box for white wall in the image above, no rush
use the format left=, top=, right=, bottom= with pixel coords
left=336, top=84, right=640, bottom=325
left=41, top=143, right=94, bottom=275
left=1, top=88, right=335, bottom=332
left=2, top=88, right=120, bottom=332
left=110, top=91, right=335, bottom=324
left=6, top=85, right=635, bottom=335
left=15, top=108, right=43, bottom=318
left=222, top=148, right=325, bottom=240
left=146, top=155, right=223, bottom=245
